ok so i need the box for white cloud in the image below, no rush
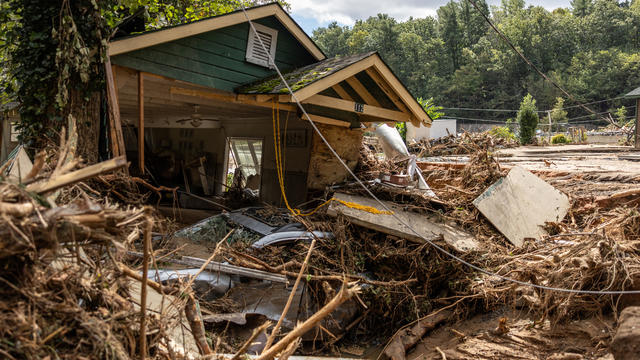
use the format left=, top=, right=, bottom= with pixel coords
left=288, top=0, right=571, bottom=28
left=289, top=0, right=439, bottom=26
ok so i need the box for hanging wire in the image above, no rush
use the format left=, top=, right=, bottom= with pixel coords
left=238, top=4, right=640, bottom=295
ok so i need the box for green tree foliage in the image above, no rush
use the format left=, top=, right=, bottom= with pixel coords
left=517, top=94, right=539, bottom=144
left=417, top=97, right=445, bottom=120
left=571, top=0, right=593, bottom=17
left=312, top=0, right=640, bottom=126
left=614, top=105, right=628, bottom=125
left=550, top=97, right=568, bottom=131
left=0, top=0, right=288, bottom=154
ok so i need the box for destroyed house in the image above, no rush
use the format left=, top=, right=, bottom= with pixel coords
left=108, top=3, right=431, bottom=206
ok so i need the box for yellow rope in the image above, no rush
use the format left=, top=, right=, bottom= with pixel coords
left=271, top=100, right=392, bottom=217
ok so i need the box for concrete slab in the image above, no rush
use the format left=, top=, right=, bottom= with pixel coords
left=473, top=166, right=570, bottom=247
left=327, top=192, right=478, bottom=252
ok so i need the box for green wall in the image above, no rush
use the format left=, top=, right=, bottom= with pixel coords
left=111, top=17, right=317, bottom=92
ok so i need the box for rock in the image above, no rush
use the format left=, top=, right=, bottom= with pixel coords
left=611, top=306, right=640, bottom=360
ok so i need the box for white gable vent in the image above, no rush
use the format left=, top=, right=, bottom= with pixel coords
left=246, top=23, right=278, bottom=68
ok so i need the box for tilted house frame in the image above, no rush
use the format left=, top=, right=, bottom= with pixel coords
left=108, top=3, right=431, bottom=206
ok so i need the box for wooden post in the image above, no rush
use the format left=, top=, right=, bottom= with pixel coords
left=138, top=71, right=145, bottom=174
left=104, top=59, right=126, bottom=160
left=634, top=98, right=640, bottom=149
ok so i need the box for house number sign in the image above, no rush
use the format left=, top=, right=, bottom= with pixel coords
left=354, top=103, right=364, bottom=113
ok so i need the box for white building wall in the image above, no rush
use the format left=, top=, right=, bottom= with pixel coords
left=406, top=119, right=457, bottom=141
left=429, top=119, right=457, bottom=139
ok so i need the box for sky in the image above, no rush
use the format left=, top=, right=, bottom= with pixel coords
left=288, top=0, right=573, bottom=34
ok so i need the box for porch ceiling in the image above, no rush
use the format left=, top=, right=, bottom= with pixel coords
left=115, top=66, right=273, bottom=128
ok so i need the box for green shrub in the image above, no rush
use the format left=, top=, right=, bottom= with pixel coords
left=551, top=134, right=570, bottom=144
left=517, top=94, right=539, bottom=144
left=489, top=126, right=516, bottom=141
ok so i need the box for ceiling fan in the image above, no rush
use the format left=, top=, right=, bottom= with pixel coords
left=175, top=105, right=222, bottom=128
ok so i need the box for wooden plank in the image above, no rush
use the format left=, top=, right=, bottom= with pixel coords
left=105, top=59, right=126, bottom=159
left=472, top=166, right=570, bottom=247
left=27, top=156, right=128, bottom=194
left=138, top=71, right=144, bottom=174
left=170, top=86, right=297, bottom=111
left=332, top=84, right=353, bottom=101
left=303, top=94, right=410, bottom=122
left=301, top=114, right=350, bottom=128
left=126, top=251, right=289, bottom=283
left=365, top=67, right=411, bottom=114
left=111, top=55, right=239, bottom=92
left=108, top=5, right=325, bottom=61
left=327, top=192, right=478, bottom=253
left=345, top=77, right=381, bottom=107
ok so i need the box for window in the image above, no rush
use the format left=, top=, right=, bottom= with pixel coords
left=245, top=23, right=278, bottom=68
left=226, top=138, right=263, bottom=191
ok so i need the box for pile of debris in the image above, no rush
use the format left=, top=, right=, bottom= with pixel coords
left=407, top=129, right=518, bottom=157
left=4, top=122, right=640, bottom=360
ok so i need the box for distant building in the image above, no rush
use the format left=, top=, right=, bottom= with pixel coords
left=406, top=118, right=457, bottom=141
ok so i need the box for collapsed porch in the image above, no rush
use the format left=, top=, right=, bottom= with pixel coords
left=111, top=51, right=430, bottom=208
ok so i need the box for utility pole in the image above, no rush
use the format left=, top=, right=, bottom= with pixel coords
left=547, top=110, right=552, bottom=143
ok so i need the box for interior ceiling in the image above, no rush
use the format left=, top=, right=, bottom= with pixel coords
left=115, top=67, right=273, bottom=127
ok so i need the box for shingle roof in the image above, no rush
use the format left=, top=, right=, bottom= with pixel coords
left=236, top=52, right=377, bottom=94
left=625, top=86, right=640, bottom=99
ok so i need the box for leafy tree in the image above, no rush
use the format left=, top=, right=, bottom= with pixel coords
left=517, top=94, right=539, bottom=144
left=571, top=0, right=594, bottom=16
left=417, top=97, right=445, bottom=120
left=0, top=0, right=288, bottom=160
left=614, top=105, right=628, bottom=125
left=550, top=97, right=568, bottom=131
left=438, top=1, right=463, bottom=71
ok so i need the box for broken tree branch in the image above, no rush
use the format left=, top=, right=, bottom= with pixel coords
left=256, top=283, right=361, bottom=360
left=139, top=213, right=153, bottom=359
left=27, top=156, right=127, bottom=194
left=229, top=321, right=272, bottom=360
left=262, top=237, right=317, bottom=352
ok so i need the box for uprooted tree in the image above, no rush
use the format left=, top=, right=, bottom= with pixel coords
left=0, top=0, right=288, bottom=163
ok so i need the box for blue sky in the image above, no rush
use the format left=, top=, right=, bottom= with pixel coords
left=288, top=0, right=573, bottom=34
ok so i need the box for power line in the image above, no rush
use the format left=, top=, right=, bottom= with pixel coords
left=467, top=0, right=617, bottom=127
left=240, top=5, right=640, bottom=296
left=442, top=96, right=632, bottom=113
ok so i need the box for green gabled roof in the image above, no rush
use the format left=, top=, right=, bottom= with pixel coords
left=236, top=52, right=377, bottom=94
left=625, top=86, right=640, bottom=99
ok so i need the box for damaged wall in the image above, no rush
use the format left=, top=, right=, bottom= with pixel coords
left=145, top=110, right=313, bottom=206
left=307, top=124, right=362, bottom=190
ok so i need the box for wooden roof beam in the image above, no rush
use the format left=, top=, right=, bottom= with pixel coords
left=301, top=114, right=350, bottom=127
left=371, top=60, right=430, bottom=126
left=344, top=76, right=381, bottom=107
left=303, top=94, right=410, bottom=122
left=332, top=84, right=354, bottom=101
left=170, top=86, right=296, bottom=111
